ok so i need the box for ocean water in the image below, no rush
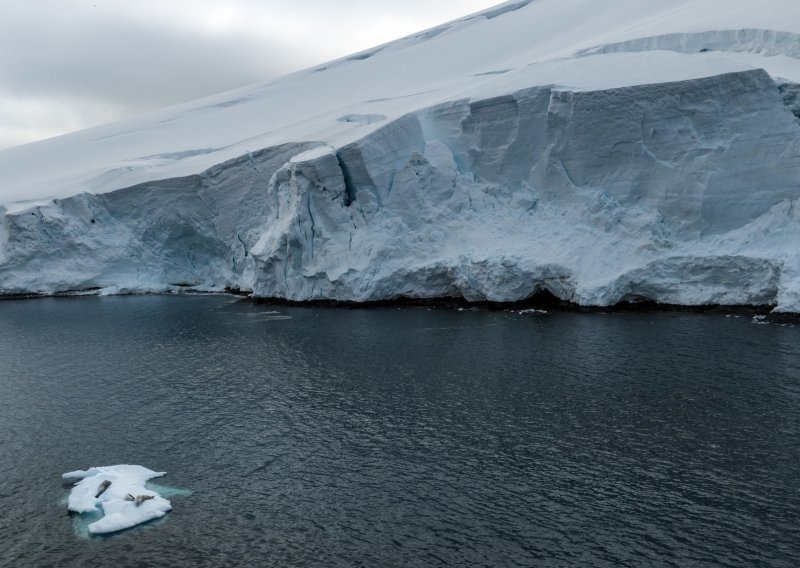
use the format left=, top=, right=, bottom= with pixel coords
left=0, top=295, right=798, bottom=567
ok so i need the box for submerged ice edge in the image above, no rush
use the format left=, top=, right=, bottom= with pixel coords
left=62, top=465, right=173, bottom=535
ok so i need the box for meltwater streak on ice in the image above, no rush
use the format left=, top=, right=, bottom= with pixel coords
left=0, top=296, right=799, bottom=567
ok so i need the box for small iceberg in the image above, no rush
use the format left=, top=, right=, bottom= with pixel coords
left=62, top=465, right=172, bottom=535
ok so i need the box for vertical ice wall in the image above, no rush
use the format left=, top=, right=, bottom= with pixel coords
left=1, top=69, right=799, bottom=309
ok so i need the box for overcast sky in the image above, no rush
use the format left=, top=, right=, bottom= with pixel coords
left=0, top=0, right=499, bottom=150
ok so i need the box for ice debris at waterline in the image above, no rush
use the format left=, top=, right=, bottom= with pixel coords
left=62, top=465, right=172, bottom=535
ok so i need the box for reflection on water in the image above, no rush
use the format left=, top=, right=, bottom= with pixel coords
left=0, top=296, right=799, bottom=567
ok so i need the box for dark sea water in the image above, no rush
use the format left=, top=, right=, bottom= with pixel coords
left=0, top=296, right=798, bottom=567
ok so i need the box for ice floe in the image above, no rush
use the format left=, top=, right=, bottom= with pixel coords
left=62, top=465, right=173, bottom=535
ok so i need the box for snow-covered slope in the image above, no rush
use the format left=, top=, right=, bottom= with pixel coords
left=2, top=0, right=800, bottom=310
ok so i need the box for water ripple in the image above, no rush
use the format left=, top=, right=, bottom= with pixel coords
left=0, top=297, right=798, bottom=566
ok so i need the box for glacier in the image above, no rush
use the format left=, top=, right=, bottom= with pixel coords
left=1, top=0, right=800, bottom=310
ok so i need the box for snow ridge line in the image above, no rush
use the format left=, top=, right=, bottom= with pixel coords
left=575, top=28, right=800, bottom=59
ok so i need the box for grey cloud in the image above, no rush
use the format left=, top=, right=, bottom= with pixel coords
left=0, top=93, right=120, bottom=149
left=0, top=2, right=311, bottom=113
left=0, top=0, right=497, bottom=148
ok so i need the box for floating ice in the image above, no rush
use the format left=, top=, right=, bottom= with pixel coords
left=62, top=465, right=172, bottom=535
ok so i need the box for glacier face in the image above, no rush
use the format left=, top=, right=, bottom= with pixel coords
left=1, top=0, right=800, bottom=310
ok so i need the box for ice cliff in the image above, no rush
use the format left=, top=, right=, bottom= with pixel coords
left=2, top=0, right=800, bottom=310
